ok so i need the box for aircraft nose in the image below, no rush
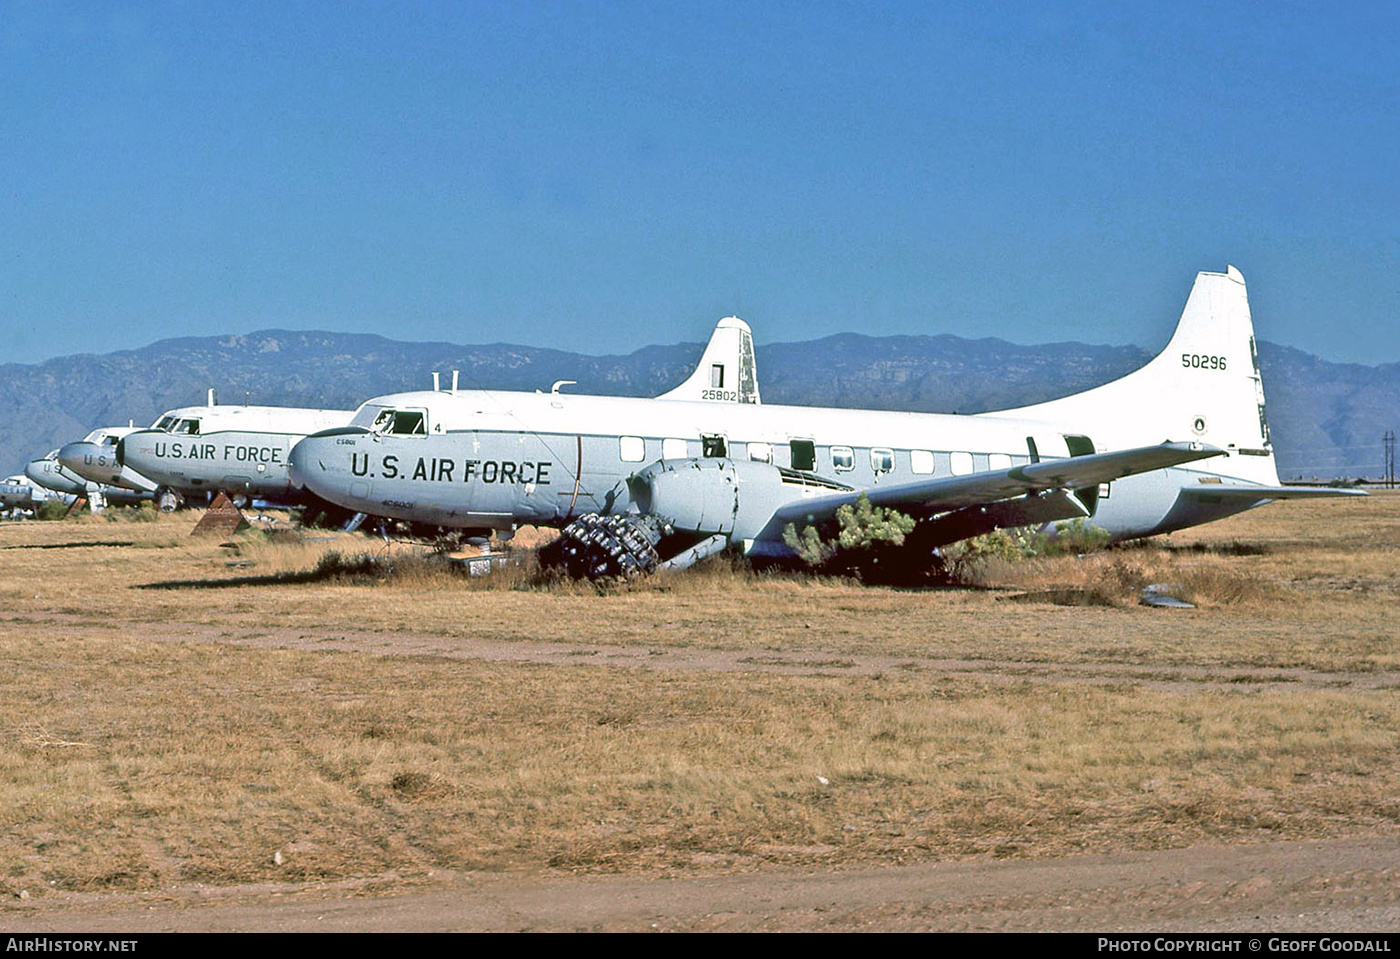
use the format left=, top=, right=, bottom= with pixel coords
left=56, top=443, right=85, bottom=473
left=287, top=437, right=312, bottom=490
left=287, top=436, right=327, bottom=490
left=288, top=429, right=364, bottom=496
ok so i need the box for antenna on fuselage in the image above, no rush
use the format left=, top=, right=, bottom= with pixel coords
left=451, top=370, right=459, bottom=394
left=432, top=371, right=441, bottom=391
left=551, top=380, right=576, bottom=395
left=207, top=388, right=217, bottom=407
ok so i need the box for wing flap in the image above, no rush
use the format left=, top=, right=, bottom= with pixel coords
left=1180, top=484, right=1367, bottom=502
left=906, top=488, right=1095, bottom=550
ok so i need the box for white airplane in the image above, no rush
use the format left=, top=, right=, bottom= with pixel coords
left=287, top=267, right=1362, bottom=577
left=1, top=474, right=47, bottom=511
left=114, top=390, right=358, bottom=511
left=57, top=425, right=159, bottom=494
left=113, top=317, right=760, bottom=517
left=23, top=450, right=147, bottom=509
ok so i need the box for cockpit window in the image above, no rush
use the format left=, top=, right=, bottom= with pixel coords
left=173, top=419, right=200, bottom=435
left=372, top=409, right=427, bottom=436
left=101, top=435, right=118, bottom=446
left=154, top=415, right=176, bottom=431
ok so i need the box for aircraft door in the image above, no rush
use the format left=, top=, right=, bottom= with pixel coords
left=789, top=438, right=816, bottom=471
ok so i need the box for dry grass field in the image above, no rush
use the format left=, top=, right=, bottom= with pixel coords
left=0, top=493, right=1396, bottom=906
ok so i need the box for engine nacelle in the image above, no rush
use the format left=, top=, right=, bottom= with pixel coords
left=630, top=458, right=848, bottom=543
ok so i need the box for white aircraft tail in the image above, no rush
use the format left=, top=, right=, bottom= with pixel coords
left=658, top=316, right=761, bottom=404
left=999, top=266, right=1281, bottom=486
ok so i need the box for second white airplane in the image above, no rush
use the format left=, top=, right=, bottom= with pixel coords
left=114, top=391, right=357, bottom=511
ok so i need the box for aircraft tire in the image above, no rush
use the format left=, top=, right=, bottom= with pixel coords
left=155, top=487, right=184, bottom=513
left=545, top=513, right=668, bottom=580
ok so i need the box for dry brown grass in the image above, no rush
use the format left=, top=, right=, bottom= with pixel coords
left=0, top=493, right=1396, bottom=896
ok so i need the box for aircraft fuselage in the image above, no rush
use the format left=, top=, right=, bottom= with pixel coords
left=116, top=405, right=355, bottom=505
left=290, top=388, right=1243, bottom=541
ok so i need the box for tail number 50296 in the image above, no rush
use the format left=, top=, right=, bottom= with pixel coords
left=1182, top=353, right=1227, bottom=370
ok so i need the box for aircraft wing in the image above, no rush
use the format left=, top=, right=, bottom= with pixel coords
left=761, top=441, right=1225, bottom=539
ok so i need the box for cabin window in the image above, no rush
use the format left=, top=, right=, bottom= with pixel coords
left=988, top=453, right=1012, bottom=471
left=831, top=446, right=855, bottom=472
left=748, top=442, right=773, bottom=464
left=702, top=434, right=728, bottom=458
left=710, top=364, right=725, bottom=388
left=372, top=409, right=427, bottom=436
left=790, top=439, right=816, bottom=471
left=910, top=449, right=934, bottom=474
left=393, top=411, right=425, bottom=435
left=870, top=448, right=895, bottom=473
left=1099, top=482, right=1112, bottom=499
left=619, top=436, right=646, bottom=462
left=398, top=411, right=420, bottom=435
left=662, top=438, right=689, bottom=459
left=950, top=451, right=974, bottom=476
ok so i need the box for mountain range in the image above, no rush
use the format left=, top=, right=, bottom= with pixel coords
left=3, top=330, right=1395, bottom=481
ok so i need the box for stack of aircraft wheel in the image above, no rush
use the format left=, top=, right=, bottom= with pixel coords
left=545, top=513, right=673, bottom=580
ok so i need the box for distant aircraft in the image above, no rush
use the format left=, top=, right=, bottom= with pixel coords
left=1, top=474, right=44, bottom=511
left=288, top=267, right=1362, bottom=577
left=23, top=450, right=147, bottom=509
left=114, top=390, right=357, bottom=511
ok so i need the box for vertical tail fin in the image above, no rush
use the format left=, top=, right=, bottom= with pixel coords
left=997, top=266, right=1280, bottom=486
left=657, top=316, right=761, bottom=404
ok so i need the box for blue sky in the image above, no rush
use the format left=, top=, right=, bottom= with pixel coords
left=3, top=1, right=1397, bottom=366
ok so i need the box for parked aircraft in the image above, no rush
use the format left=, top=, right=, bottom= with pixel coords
left=113, top=317, right=762, bottom=515
left=288, top=267, right=1362, bottom=577
left=114, top=391, right=357, bottom=511
left=57, top=426, right=158, bottom=494
left=1, top=475, right=45, bottom=511
left=24, top=450, right=148, bottom=509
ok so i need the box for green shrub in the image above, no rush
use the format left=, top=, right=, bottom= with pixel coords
left=783, top=493, right=916, bottom=579
left=36, top=498, right=71, bottom=521
left=105, top=501, right=160, bottom=523
left=1043, top=517, right=1112, bottom=556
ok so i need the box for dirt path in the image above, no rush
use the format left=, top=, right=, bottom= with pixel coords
left=6, top=837, right=1398, bottom=932
left=6, top=612, right=1397, bottom=694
